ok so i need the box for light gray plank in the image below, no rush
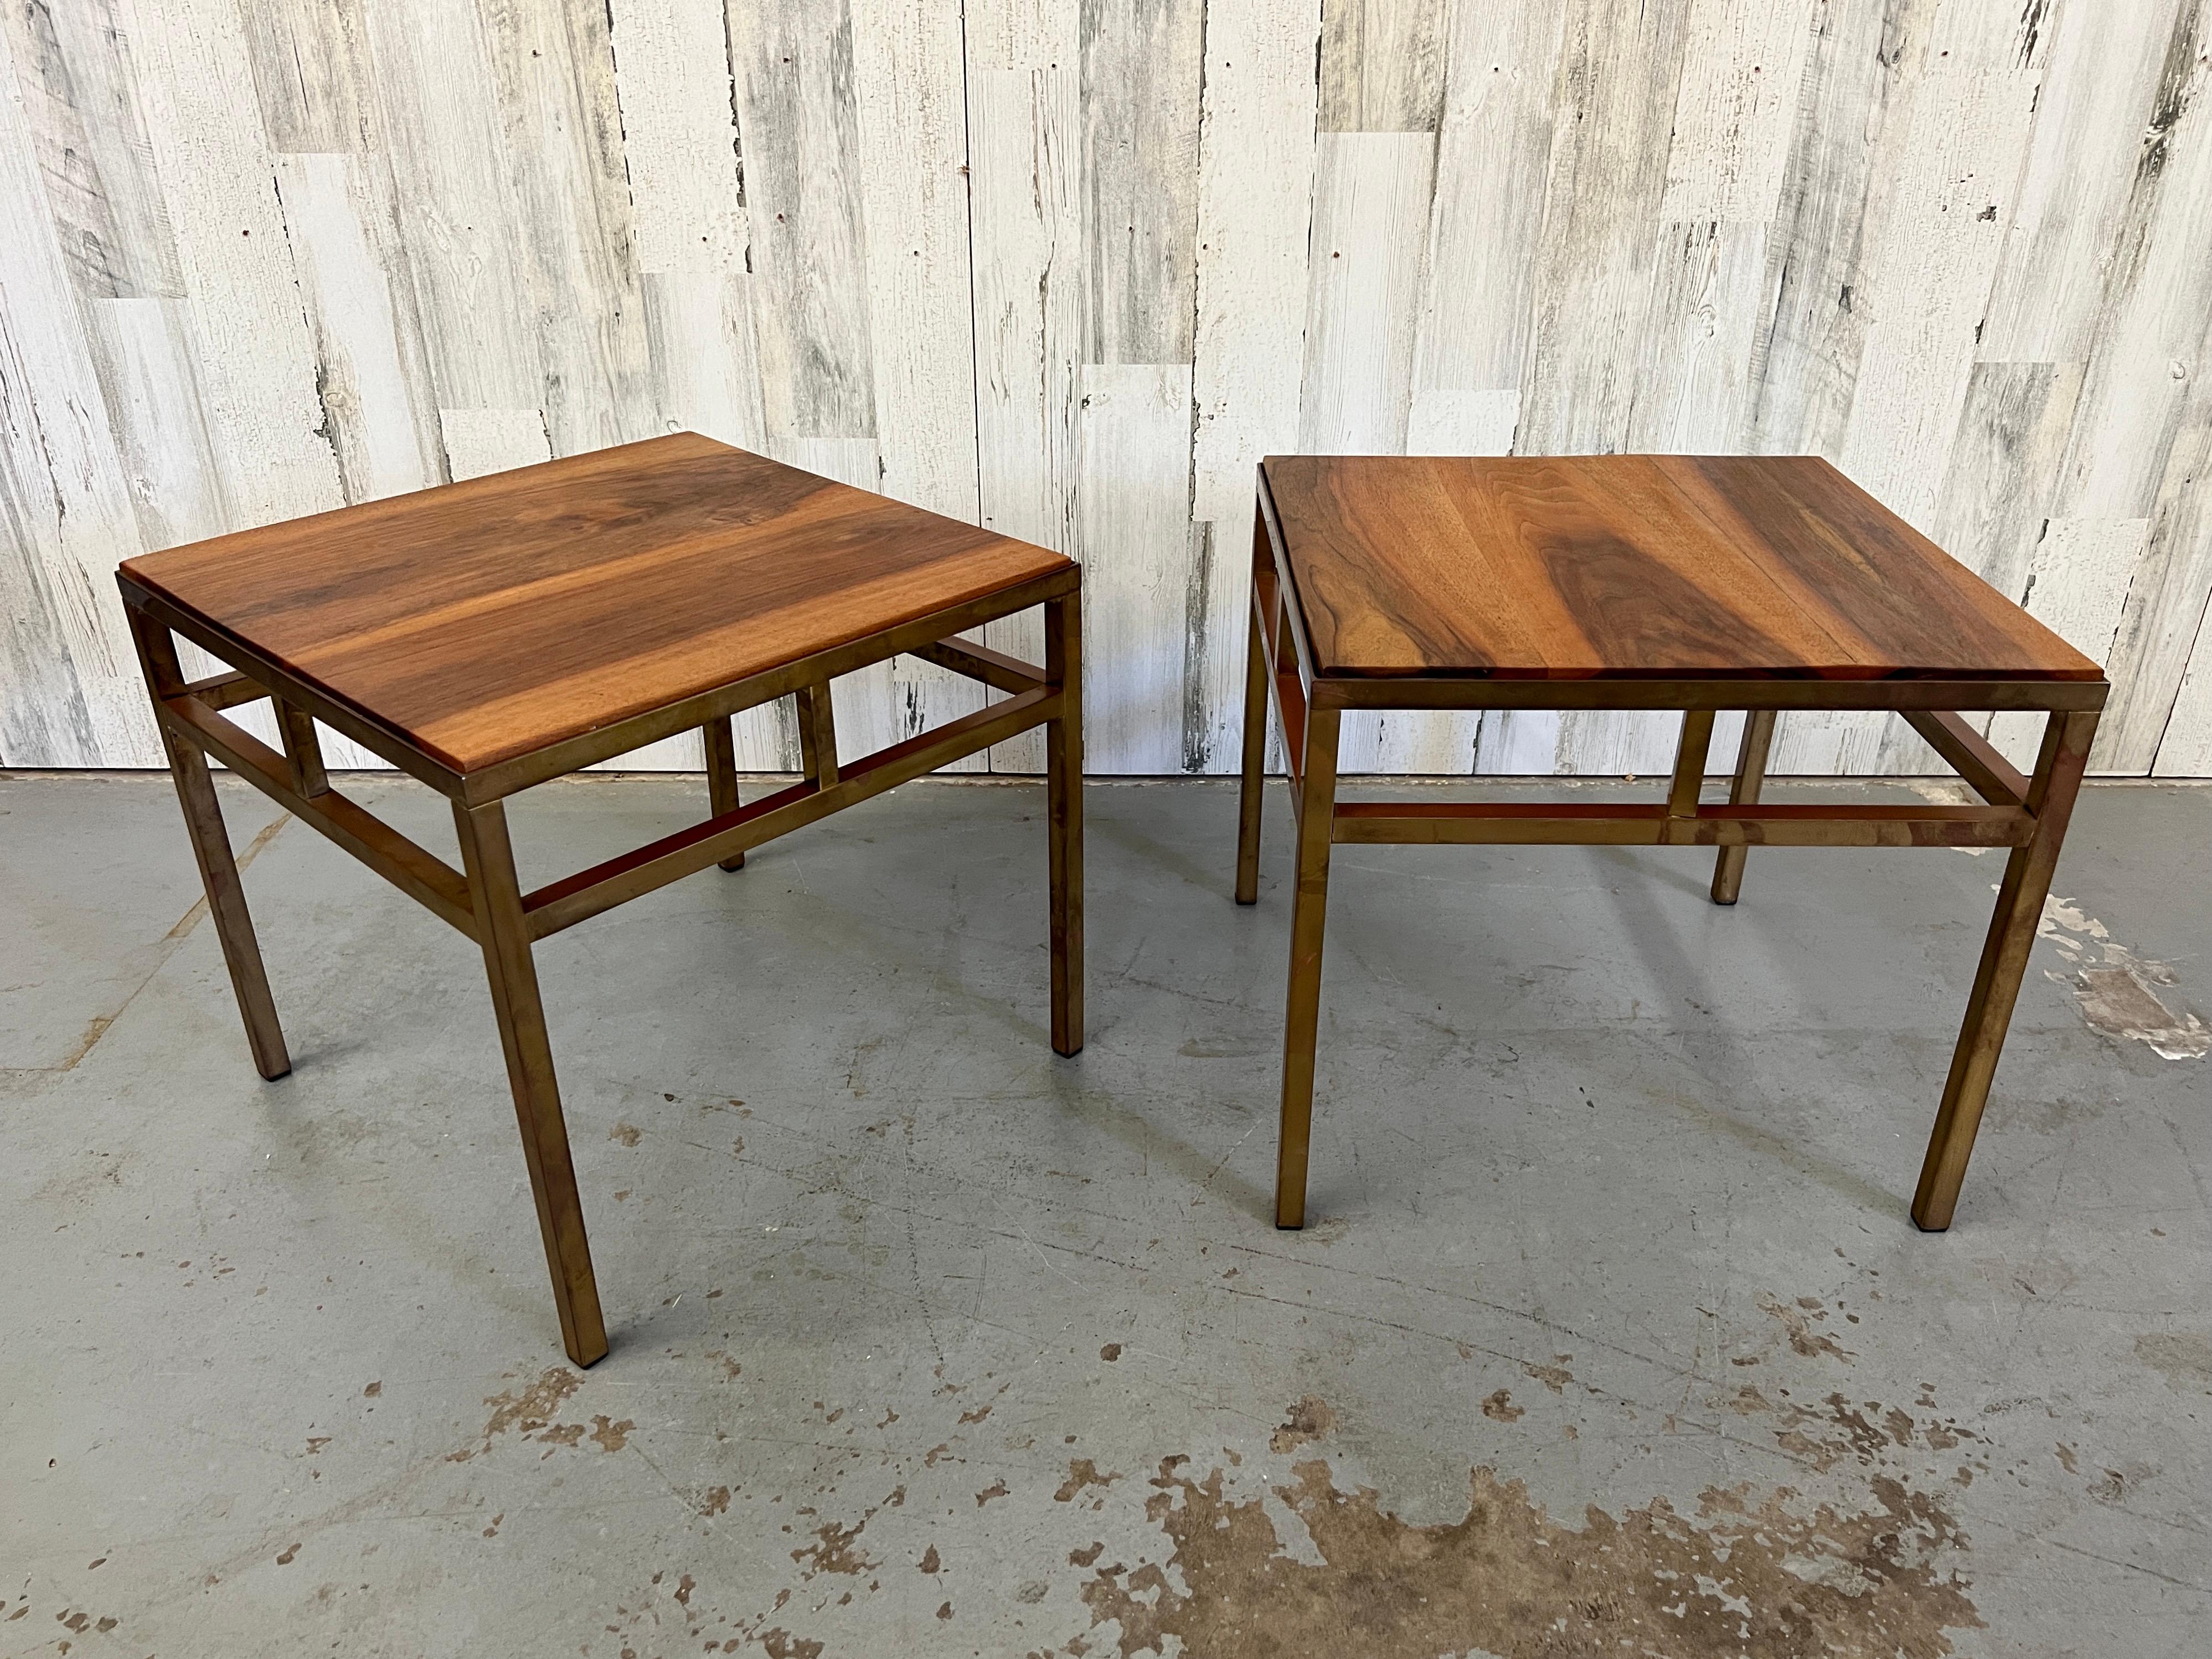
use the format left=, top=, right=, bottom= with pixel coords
left=1414, top=0, right=1566, bottom=401
left=1298, top=131, right=1432, bottom=455
left=1, top=0, right=182, bottom=298
left=1081, top=0, right=1203, bottom=364
left=1318, top=0, right=1447, bottom=133
left=1868, top=357, right=2085, bottom=772
left=235, top=0, right=373, bottom=153
left=1405, top=389, right=1518, bottom=455
left=80, top=297, right=225, bottom=554
left=2097, top=301, right=2212, bottom=771
left=1835, top=0, right=2052, bottom=530
left=1980, top=0, right=2185, bottom=362
left=1077, top=362, right=1193, bottom=773
left=361, top=0, right=543, bottom=414
left=729, top=0, right=879, bottom=442
left=478, top=0, right=657, bottom=456
left=0, top=31, right=152, bottom=766
left=1658, top=0, right=1817, bottom=223
left=1185, top=0, right=1324, bottom=772
left=274, top=152, right=445, bottom=504
left=969, top=59, right=1082, bottom=772
left=609, top=0, right=749, bottom=280
left=1744, top=0, right=1931, bottom=457
left=1626, top=220, right=1766, bottom=452
left=1515, top=0, right=1693, bottom=455
left=2154, top=595, right=2212, bottom=775
left=853, top=0, right=978, bottom=521
left=440, top=408, right=552, bottom=480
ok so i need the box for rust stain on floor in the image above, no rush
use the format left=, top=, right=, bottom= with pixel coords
left=1269, top=1397, right=1336, bottom=1453
left=1075, top=1452, right=1980, bottom=1659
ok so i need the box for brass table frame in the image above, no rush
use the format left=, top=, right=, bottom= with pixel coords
left=117, top=566, right=1085, bottom=1367
left=1232, top=487, right=2105, bottom=1235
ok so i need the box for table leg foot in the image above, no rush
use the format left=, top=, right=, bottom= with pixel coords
left=1911, top=709, right=2096, bottom=1230
left=456, top=798, right=610, bottom=1367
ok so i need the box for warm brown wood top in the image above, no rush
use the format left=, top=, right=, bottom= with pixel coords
left=1260, top=455, right=2102, bottom=682
left=122, top=434, right=1071, bottom=773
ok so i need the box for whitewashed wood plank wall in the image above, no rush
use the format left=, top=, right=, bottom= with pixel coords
left=2, top=0, right=2208, bottom=776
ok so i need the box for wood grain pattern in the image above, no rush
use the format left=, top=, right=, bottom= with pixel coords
left=120, top=434, right=1071, bottom=774
left=1262, top=454, right=2103, bottom=682
left=3, top=1, right=2209, bottom=776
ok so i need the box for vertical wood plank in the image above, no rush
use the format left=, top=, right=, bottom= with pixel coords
left=2155, top=596, right=2212, bottom=775
left=1077, top=362, right=1191, bottom=772
left=1, top=0, right=182, bottom=300
left=850, top=0, right=987, bottom=766
left=1980, top=0, right=2187, bottom=362
left=0, top=23, right=153, bottom=766
left=729, top=0, right=879, bottom=444
left=1184, top=0, right=1322, bottom=773
left=2101, top=345, right=2212, bottom=771
left=1834, top=0, right=2049, bottom=528
left=1627, top=220, right=1767, bottom=453
left=272, top=152, right=445, bottom=504
left=125, top=0, right=346, bottom=530
left=1414, top=0, right=1566, bottom=407
left=1658, top=0, right=1816, bottom=224
left=1297, top=132, right=1432, bottom=455
left=1081, top=0, right=1203, bottom=365
left=1515, top=0, right=1692, bottom=456
left=851, top=0, right=979, bottom=520
left=440, top=409, right=554, bottom=481
left=1318, top=0, right=1446, bottom=132
left=360, top=0, right=543, bottom=413
left=968, top=44, right=1081, bottom=772
left=1744, top=0, right=1930, bottom=458
left=1405, top=389, right=1519, bottom=456
left=2045, top=0, right=2212, bottom=771
left=477, top=0, right=656, bottom=456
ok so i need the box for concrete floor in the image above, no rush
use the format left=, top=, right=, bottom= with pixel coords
left=2, top=770, right=2206, bottom=1658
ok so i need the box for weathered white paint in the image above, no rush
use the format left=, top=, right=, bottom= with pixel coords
left=1077, top=362, right=1192, bottom=773
left=1658, top=0, right=1813, bottom=224
left=2158, top=600, right=2212, bottom=776
left=3, top=1, right=2209, bottom=779
left=1988, top=517, right=2153, bottom=769
left=440, top=408, right=553, bottom=481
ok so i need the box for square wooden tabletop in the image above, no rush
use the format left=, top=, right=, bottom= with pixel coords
left=1260, top=454, right=2101, bottom=685
left=120, top=434, right=1071, bottom=775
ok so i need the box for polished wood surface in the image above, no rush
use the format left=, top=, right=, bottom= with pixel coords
left=1239, top=461, right=2107, bottom=1236
left=123, top=438, right=1085, bottom=1366
left=1261, top=455, right=2102, bottom=683
left=122, top=432, right=1072, bottom=774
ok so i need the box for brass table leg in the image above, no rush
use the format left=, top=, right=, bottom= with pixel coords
left=1235, top=606, right=1270, bottom=906
left=1275, top=704, right=1340, bottom=1229
left=1235, top=509, right=1271, bottom=906
left=1912, top=708, right=2097, bottom=1230
left=128, top=610, right=291, bottom=1080
left=454, top=799, right=609, bottom=1367
left=1046, top=591, right=1085, bottom=1057
left=796, top=683, right=839, bottom=786
left=1710, top=709, right=1776, bottom=904
left=702, top=714, right=745, bottom=870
